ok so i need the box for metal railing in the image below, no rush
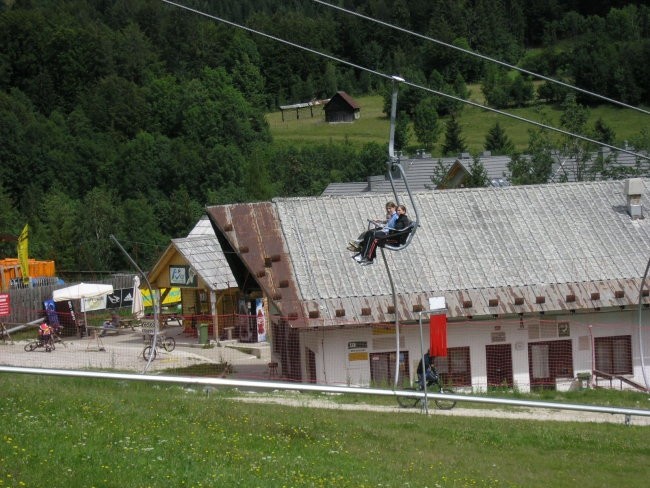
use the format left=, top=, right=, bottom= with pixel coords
left=2, top=366, right=648, bottom=425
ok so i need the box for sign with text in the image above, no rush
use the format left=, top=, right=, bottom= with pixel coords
left=169, top=265, right=198, bottom=287
left=81, top=295, right=107, bottom=313
left=106, top=288, right=135, bottom=309
left=43, top=299, right=60, bottom=326
left=0, top=293, right=9, bottom=316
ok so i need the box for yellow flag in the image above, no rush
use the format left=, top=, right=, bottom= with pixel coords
left=17, top=224, right=29, bottom=285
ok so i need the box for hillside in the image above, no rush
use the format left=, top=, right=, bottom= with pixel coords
left=267, top=88, right=650, bottom=157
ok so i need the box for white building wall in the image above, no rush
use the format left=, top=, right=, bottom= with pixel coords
left=300, top=309, right=650, bottom=391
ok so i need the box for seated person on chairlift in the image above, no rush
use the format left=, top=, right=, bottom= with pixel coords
left=347, top=201, right=397, bottom=253
left=353, top=204, right=411, bottom=265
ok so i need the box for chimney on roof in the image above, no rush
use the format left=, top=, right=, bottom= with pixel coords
left=367, top=174, right=385, bottom=190
left=624, top=178, right=644, bottom=219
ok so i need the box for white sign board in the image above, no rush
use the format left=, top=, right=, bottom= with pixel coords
left=428, top=296, right=446, bottom=311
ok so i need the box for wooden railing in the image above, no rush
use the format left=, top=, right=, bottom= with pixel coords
left=592, top=369, right=649, bottom=392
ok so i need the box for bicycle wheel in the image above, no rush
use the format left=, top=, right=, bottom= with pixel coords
left=433, top=384, right=457, bottom=410
left=162, top=336, right=176, bottom=352
left=142, top=345, right=156, bottom=361
left=24, top=341, right=38, bottom=352
left=396, top=389, right=421, bottom=408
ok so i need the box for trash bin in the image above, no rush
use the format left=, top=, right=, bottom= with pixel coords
left=198, top=323, right=209, bottom=345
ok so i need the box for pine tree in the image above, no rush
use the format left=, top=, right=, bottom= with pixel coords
left=593, top=117, right=616, bottom=146
left=484, top=122, right=515, bottom=155
left=413, top=97, right=441, bottom=151
left=465, top=156, right=490, bottom=188
left=441, top=116, right=466, bottom=156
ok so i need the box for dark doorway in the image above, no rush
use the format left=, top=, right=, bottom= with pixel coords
left=369, top=351, right=409, bottom=388
left=306, top=347, right=317, bottom=383
left=528, top=339, right=573, bottom=390
left=486, top=343, right=513, bottom=388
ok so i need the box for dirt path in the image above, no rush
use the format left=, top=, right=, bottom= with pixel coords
left=231, top=393, right=650, bottom=426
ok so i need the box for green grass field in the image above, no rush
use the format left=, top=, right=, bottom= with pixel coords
left=267, top=88, right=649, bottom=157
left=1, top=374, right=649, bottom=487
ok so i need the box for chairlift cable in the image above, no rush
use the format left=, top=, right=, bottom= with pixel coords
left=160, top=1, right=649, bottom=162
left=312, top=0, right=650, bottom=116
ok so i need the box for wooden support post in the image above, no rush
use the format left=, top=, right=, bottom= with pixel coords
left=0, top=323, right=13, bottom=344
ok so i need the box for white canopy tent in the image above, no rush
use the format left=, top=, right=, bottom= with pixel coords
left=53, top=283, right=114, bottom=336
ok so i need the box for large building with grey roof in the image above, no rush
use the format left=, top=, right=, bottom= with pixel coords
left=206, top=178, right=650, bottom=391
left=322, top=148, right=648, bottom=196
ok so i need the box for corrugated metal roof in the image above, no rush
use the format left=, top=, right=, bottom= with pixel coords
left=208, top=179, right=650, bottom=328
left=171, top=236, right=236, bottom=291
left=322, top=182, right=370, bottom=196
left=322, top=149, right=648, bottom=195
left=187, top=215, right=215, bottom=237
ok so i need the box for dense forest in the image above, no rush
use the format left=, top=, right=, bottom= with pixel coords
left=1, top=0, right=649, bottom=274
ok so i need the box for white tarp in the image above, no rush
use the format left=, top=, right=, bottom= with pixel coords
left=53, top=283, right=114, bottom=304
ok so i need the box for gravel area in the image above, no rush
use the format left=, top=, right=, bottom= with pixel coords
left=0, top=325, right=270, bottom=376
left=3, top=327, right=649, bottom=426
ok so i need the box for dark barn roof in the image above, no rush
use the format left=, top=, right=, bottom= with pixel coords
left=323, top=91, right=360, bottom=123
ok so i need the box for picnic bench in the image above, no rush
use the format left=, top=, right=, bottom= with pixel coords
left=118, top=318, right=139, bottom=330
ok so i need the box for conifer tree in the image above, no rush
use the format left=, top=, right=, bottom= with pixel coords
left=441, top=116, right=466, bottom=156
left=484, top=122, right=515, bottom=155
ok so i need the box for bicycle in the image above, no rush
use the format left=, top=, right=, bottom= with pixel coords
left=396, top=372, right=457, bottom=410
left=50, top=327, right=67, bottom=347
left=142, top=333, right=176, bottom=361
left=24, top=335, right=55, bottom=353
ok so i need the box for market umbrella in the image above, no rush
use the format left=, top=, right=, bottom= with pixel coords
left=131, top=276, right=145, bottom=319
left=53, top=283, right=114, bottom=336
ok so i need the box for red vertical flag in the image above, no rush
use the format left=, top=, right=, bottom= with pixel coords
left=429, top=313, right=447, bottom=357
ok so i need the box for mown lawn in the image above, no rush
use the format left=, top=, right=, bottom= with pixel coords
left=1, top=373, right=648, bottom=487
left=267, top=89, right=649, bottom=157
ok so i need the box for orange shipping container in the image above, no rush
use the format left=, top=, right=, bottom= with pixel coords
left=0, top=258, right=56, bottom=290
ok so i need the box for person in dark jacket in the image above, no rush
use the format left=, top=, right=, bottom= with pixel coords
left=347, top=201, right=397, bottom=252
left=416, top=349, right=438, bottom=390
left=354, top=204, right=410, bottom=265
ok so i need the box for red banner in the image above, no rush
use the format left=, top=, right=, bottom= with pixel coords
left=0, top=293, right=10, bottom=317
left=429, top=313, right=447, bottom=357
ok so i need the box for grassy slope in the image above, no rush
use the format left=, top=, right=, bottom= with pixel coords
left=1, top=374, right=649, bottom=487
left=267, top=87, right=649, bottom=157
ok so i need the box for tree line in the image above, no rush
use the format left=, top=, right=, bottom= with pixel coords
left=1, top=0, right=649, bottom=275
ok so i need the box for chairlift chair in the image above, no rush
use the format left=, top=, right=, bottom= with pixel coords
left=350, top=76, right=419, bottom=260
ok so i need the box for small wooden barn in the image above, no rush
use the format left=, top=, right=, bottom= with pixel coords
left=323, top=91, right=360, bottom=123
